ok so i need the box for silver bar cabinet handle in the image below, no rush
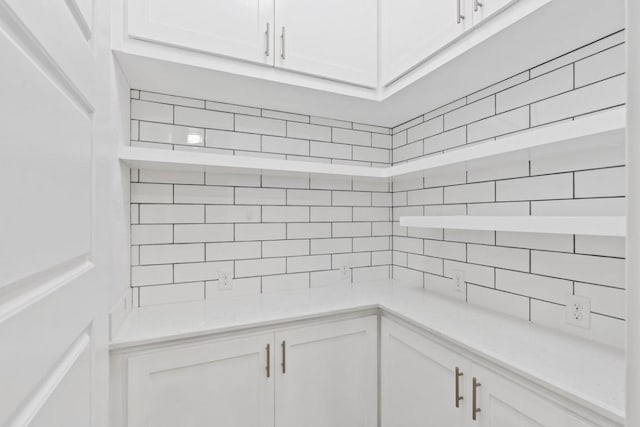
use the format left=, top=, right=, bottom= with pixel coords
left=264, top=22, right=270, bottom=56
left=455, top=367, right=464, bottom=408
left=472, top=377, right=482, bottom=420
left=280, top=26, right=286, bottom=59
left=266, top=344, right=271, bottom=378
left=457, top=0, right=465, bottom=23
left=475, top=0, right=483, bottom=12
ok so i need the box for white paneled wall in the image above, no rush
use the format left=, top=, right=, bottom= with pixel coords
left=130, top=95, right=392, bottom=306
left=392, top=30, right=626, bottom=348
left=129, top=30, right=625, bottom=348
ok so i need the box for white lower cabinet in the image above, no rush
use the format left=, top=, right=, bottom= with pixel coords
left=382, top=317, right=605, bottom=427
left=381, top=317, right=470, bottom=427
left=127, top=333, right=275, bottom=427
left=123, top=316, right=377, bottom=427
left=471, top=364, right=596, bottom=427
left=275, top=316, right=378, bottom=427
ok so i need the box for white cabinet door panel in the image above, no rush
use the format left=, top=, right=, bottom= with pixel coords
left=274, top=0, right=377, bottom=87
left=381, top=0, right=469, bottom=85
left=472, top=364, right=597, bottom=427
left=381, top=318, right=469, bottom=427
left=128, top=0, right=274, bottom=65
left=275, top=316, right=378, bottom=427
left=472, top=0, right=518, bottom=24
left=127, top=333, right=275, bottom=427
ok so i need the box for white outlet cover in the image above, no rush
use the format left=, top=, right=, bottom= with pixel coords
left=452, top=270, right=465, bottom=293
left=565, top=294, right=591, bottom=329
left=217, top=270, right=233, bottom=291
left=340, top=265, right=350, bottom=280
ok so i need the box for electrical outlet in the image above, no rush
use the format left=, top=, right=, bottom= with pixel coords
left=565, top=295, right=591, bottom=329
left=340, top=265, right=351, bottom=281
left=452, top=270, right=465, bottom=293
left=217, top=270, right=233, bottom=291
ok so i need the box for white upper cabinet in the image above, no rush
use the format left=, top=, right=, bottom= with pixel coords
left=381, top=0, right=470, bottom=85
left=472, top=0, right=517, bottom=24
left=128, top=0, right=274, bottom=65
left=274, top=0, right=378, bottom=87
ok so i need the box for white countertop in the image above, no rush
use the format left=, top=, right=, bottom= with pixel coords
left=111, top=280, right=625, bottom=423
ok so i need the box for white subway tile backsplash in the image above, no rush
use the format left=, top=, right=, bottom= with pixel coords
left=206, top=172, right=260, bottom=187
left=263, top=109, right=309, bottom=123
left=235, top=188, right=286, bottom=205
left=333, top=222, right=371, bottom=237
left=174, top=261, right=234, bottom=282
left=205, top=129, right=260, bottom=151
left=531, top=75, right=625, bottom=126
left=310, top=206, right=352, bottom=222
left=140, top=243, right=204, bottom=265
left=574, top=166, right=625, bottom=198
left=332, top=191, right=371, bottom=206
left=496, top=174, right=573, bottom=201
left=407, top=188, right=444, bottom=206
left=262, top=136, right=310, bottom=156
left=407, top=254, right=443, bottom=275
left=424, top=240, right=466, bottom=261
left=467, top=244, right=529, bottom=272
left=468, top=72, right=529, bottom=104
left=445, top=182, right=495, bottom=204
left=140, top=204, right=204, bottom=224
left=353, top=146, right=390, bottom=163
left=288, top=223, right=332, bottom=239
left=131, top=183, right=173, bottom=203
left=206, top=205, right=261, bottom=223
left=131, top=264, right=173, bottom=286
left=174, top=185, right=233, bottom=204
left=287, top=189, right=332, bottom=206
left=310, top=141, right=352, bottom=159
left=311, top=238, right=352, bottom=254
left=288, top=255, right=331, bottom=273
left=332, top=127, right=371, bottom=146
left=574, top=235, right=625, bottom=258
left=206, top=242, right=261, bottom=261
left=444, top=260, right=494, bottom=287
left=235, top=223, right=286, bottom=241
left=407, top=117, right=443, bottom=143
left=131, top=100, right=172, bottom=122
left=467, top=285, right=530, bottom=320
left=174, top=224, right=234, bottom=243
left=467, top=201, right=530, bottom=215
left=372, top=134, right=392, bottom=149
left=531, top=198, right=626, bottom=216
left=496, top=269, right=572, bottom=304
left=423, top=127, right=466, bottom=155
left=141, top=169, right=204, bottom=185
left=444, top=96, right=495, bottom=130
left=467, top=106, right=529, bottom=143
left=132, top=225, right=173, bottom=245
left=531, top=251, right=625, bottom=288
left=287, top=121, right=331, bottom=141
left=393, top=141, right=423, bottom=162
left=235, top=115, right=286, bottom=136
left=353, top=207, right=390, bottom=222
left=174, top=106, right=233, bottom=130
left=262, top=206, right=309, bottom=222
left=206, top=277, right=261, bottom=298
left=205, top=100, right=260, bottom=116
left=353, top=236, right=390, bottom=252
left=496, top=231, right=573, bottom=252
left=496, top=66, right=573, bottom=113
left=263, top=239, right=310, bottom=257
left=140, top=91, right=204, bottom=108
left=263, top=273, right=310, bottom=292
left=236, top=258, right=286, bottom=277
left=139, top=282, right=204, bottom=306
left=574, top=282, right=625, bottom=319
left=139, top=122, right=205, bottom=146
left=575, top=44, right=625, bottom=88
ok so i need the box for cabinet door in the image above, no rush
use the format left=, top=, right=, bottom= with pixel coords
left=274, top=0, right=377, bottom=87
left=275, top=316, right=378, bottom=427
left=381, top=318, right=469, bottom=427
left=471, top=0, right=518, bottom=24
left=471, top=364, right=597, bottom=427
left=128, top=0, right=274, bottom=65
left=127, top=333, right=275, bottom=427
left=381, top=0, right=470, bottom=85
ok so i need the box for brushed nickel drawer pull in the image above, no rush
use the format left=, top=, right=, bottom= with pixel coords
left=455, top=367, right=464, bottom=408
left=281, top=340, right=286, bottom=374
left=266, top=343, right=271, bottom=378
left=472, top=377, right=482, bottom=420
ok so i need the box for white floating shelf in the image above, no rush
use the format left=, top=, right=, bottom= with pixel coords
left=399, top=216, right=626, bottom=237
left=119, top=147, right=387, bottom=179
left=120, top=108, right=625, bottom=181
